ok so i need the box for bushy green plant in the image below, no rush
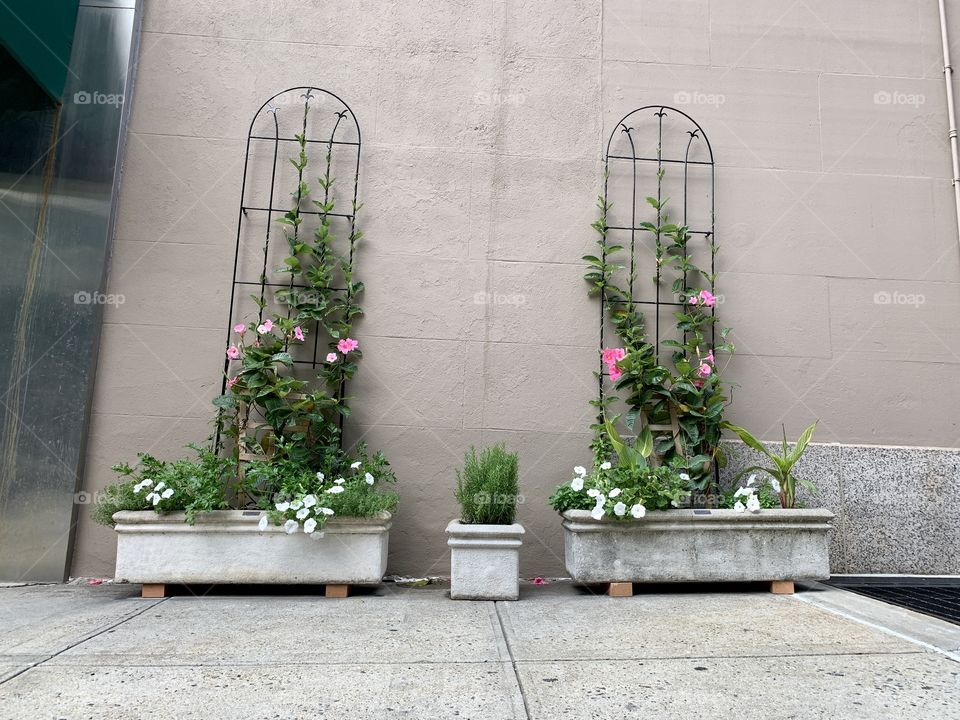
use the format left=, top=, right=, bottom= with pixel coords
left=455, top=444, right=519, bottom=525
left=94, top=444, right=233, bottom=526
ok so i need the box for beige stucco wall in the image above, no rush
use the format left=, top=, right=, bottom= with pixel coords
left=72, top=0, right=960, bottom=578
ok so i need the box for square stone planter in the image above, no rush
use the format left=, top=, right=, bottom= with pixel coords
left=446, top=520, right=524, bottom=600
left=113, top=510, right=391, bottom=587
left=562, top=508, right=834, bottom=586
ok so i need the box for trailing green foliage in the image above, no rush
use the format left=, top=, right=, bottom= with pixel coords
left=455, top=444, right=520, bottom=525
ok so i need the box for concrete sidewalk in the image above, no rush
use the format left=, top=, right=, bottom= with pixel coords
left=0, top=581, right=958, bottom=719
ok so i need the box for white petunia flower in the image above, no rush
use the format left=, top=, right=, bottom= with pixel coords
left=609, top=488, right=622, bottom=498
left=316, top=472, right=325, bottom=482
left=769, top=477, right=781, bottom=494
left=613, top=502, right=627, bottom=517
left=746, top=494, right=761, bottom=513
left=734, top=487, right=751, bottom=498
left=318, top=507, right=334, bottom=516
left=631, top=504, right=646, bottom=519
left=364, top=472, right=375, bottom=485
left=587, top=488, right=600, bottom=498
left=574, top=466, right=587, bottom=477
left=141, top=479, right=154, bottom=487
left=302, top=494, right=317, bottom=508
left=599, top=461, right=612, bottom=471
left=154, top=481, right=166, bottom=492
left=593, top=494, right=606, bottom=506
left=327, top=486, right=344, bottom=494
left=161, top=488, right=174, bottom=499
left=146, top=492, right=161, bottom=506
left=275, top=501, right=290, bottom=512
left=296, top=507, right=310, bottom=520
left=571, top=476, right=584, bottom=492
left=746, top=474, right=757, bottom=487
left=679, top=473, right=690, bottom=481
left=334, top=477, right=345, bottom=485
left=590, top=505, right=605, bottom=520
left=350, top=461, right=362, bottom=470
left=283, top=519, right=298, bottom=534
left=258, top=515, right=269, bottom=531
left=290, top=500, right=303, bottom=510
left=303, top=518, right=317, bottom=534
left=733, top=500, right=746, bottom=513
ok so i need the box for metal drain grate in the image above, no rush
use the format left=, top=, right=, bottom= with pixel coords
left=827, top=577, right=960, bottom=626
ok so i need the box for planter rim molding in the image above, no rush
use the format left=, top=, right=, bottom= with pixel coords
left=562, top=507, right=834, bottom=532
left=446, top=519, right=525, bottom=549
left=113, top=509, right=392, bottom=534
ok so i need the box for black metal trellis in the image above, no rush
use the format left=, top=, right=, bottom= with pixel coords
left=599, top=105, right=716, bottom=436
left=220, top=87, right=361, bottom=450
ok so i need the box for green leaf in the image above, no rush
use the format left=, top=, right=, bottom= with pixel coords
left=788, top=421, right=818, bottom=464
left=722, top=422, right=772, bottom=460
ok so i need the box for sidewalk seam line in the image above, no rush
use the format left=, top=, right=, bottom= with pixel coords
left=494, top=602, right=533, bottom=720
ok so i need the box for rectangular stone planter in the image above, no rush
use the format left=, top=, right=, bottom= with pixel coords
left=562, top=508, right=834, bottom=584
left=446, top=520, right=524, bottom=600
left=113, top=510, right=391, bottom=585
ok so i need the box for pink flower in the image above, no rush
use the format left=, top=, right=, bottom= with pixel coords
left=533, top=577, right=547, bottom=586
left=293, top=326, right=305, bottom=342
left=705, top=350, right=715, bottom=365
left=337, top=337, right=358, bottom=353
left=226, top=345, right=240, bottom=360
left=601, top=347, right=626, bottom=366
left=227, top=376, right=238, bottom=388
left=233, top=323, right=245, bottom=334
left=609, top=365, right=623, bottom=382
left=693, top=380, right=704, bottom=388
left=697, top=363, right=712, bottom=378
left=326, top=352, right=338, bottom=362
left=257, top=319, right=274, bottom=334
left=688, top=295, right=698, bottom=305
left=699, top=290, right=717, bottom=307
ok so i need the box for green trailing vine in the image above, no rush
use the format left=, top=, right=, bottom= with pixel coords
left=586, top=168, right=734, bottom=497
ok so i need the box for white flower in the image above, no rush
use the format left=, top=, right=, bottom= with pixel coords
left=590, top=505, right=605, bottom=520
left=290, top=500, right=303, bottom=510
left=141, top=479, right=154, bottom=487
left=318, top=507, right=334, bottom=516
left=275, top=501, right=290, bottom=512
left=631, top=503, right=646, bottom=519
left=571, top=476, right=584, bottom=492
left=327, top=486, right=344, bottom=494
left=599, top=461, right=612, bottom=471
left=679, top=473, right=690, bottom=481
left=746, top=473, right=757, bottom=487
left=733, top=500, right=746, bottom=512
left=258, top=515, right=269, bottom=531
left=613, top=502, right=627, bottom=517
left=746, top=494, right=761, bottom=513
left=587, top=488, right=600, bottom=498
left=334, top=477, right=345, bottom=485
left=734, top=487, right=752, bottom=498
left=283, top=519, right=298, bottom=534
left=316, top=472, right=325, bottom=482
left=302, top=494, right=317, bottom=508
left=296, top=507, right=310, bottom=520
left=609, top=488, right=622, bottom=498
left=350, top=461, right=362, bottom=470
left=161, top=488, right=174, bottom=499
left=146, top=492, right=161, bottom=506
left=303, top=518, right=317, bottom=534
left=593, top=494, right=606, bottom=507
left=364, top=472, right=375, bottom=485
left=769, top=477, right=782, bottom=494
left=574, top=466, right=587, bottom=477
left=154, top=481, right=166, bottom=492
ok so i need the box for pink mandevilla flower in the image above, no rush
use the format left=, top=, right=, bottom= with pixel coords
left=697, top=363, right=712, bottom=378
left=609, top=365, right=623, bottom=382
left=337, top=337, right=359, bottom=353
left=693, top=379, right=705, bottom=388
left=699, top=290, right=717, bottom=307
left=293, top=326, right=305, bottom=342
left=227, top=376, right=238, bottom=388
left=226, top=345, right=240, bottom=360
left=601, top=347, right=626, bottom=366
left=688, top=295, right=698, bottom=305
left=233, top=323, right=245, bottom=334
left=705, top=350, right=716, bottom=364
left=257, top=319, right=274, bottom=334
left=326, top=352, right=338, bottom=362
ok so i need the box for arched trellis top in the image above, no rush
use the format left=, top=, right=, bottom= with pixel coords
left=598, top=104, right=717, bottom=394
left=221, top=87, right=364, bottom=450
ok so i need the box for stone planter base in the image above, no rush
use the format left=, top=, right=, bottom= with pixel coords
left=113, top=510, right=391, bottom=586
left=562, top=508, right=833, bottom=585
left=446, top=520, right=524, bottom=600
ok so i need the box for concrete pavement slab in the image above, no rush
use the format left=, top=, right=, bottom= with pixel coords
left=516, top=653, right=960, bottom=719
left=49, top=590, right=510, bottom=666
left=0, top=662, right=527, bottom=720
left=499, top=588, right=922, bottom=660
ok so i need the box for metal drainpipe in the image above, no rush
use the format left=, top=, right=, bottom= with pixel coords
left=938, top=0, right=960, bottom=248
